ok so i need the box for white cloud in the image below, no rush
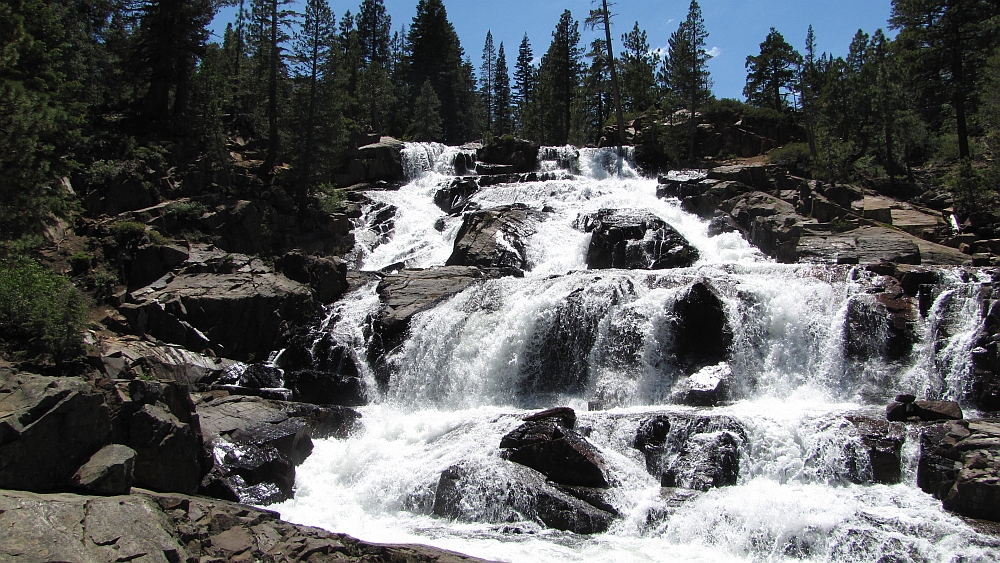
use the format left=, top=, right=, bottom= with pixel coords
left=707, top=46, right=721, bottom=58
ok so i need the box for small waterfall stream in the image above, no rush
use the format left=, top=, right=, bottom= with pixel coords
left=274, top=144, right=999, bottom=562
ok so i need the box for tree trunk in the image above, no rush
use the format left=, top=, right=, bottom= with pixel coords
left=601, top=0, right=626, bottom=168
left=262, top=0, right=279, bottom=177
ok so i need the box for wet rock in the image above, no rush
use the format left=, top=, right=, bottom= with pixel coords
left=0, top=489, right=493, bottom=563
left=500, top=419, right=611, bottom=488
left=0, top=371, right=112, bottom=492
left=523, top=406, right=577, bottom=429
left=435, top=178, right=479, bottom=214
left=845, top=290, right=917, bottom=362
left=845, top=415, right=906, bottom=484
left=669, top=282, right=733, bottom=371
left=632, top=413, right=746, bottom=492
left=284, top=369, right=367, bottom=407
left=121, top=267, right=315, bottom=362
left=670, top=363, right=731, bottom=406
left=578, top=208, right=698, bottom=270
left=433, top=461, right=615, bottom=534
left=446, top=204, right=545, bottom=273
left=477, top=137, right=540, bottom=173
left=887, top=400, right=964, bottom=422
left=919, top=419, right=1000, bottom=522
left=725, top=192, right=801, bottom=261
left=71, top=444, right=136, bottom=495
left=197, top=394, right=359, bottom=504
left=276, top=251, right=349, bottom=304
left=279, top=327, right=367, bottom=407
left=373, top=266, right=486, bottom=341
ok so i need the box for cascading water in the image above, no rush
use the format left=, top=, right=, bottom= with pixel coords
left=274, top=143, right=999, bottom=562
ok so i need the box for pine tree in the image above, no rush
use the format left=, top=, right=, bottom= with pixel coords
left=799, top=25, right=821, bottom=157
left=358, top=0, right=392, bottom=133
left=493, top=43, right=512, bottom=136
left=290, top=0, right=337, bottom=185
left=513, top=34, right=537, bottom=138
left=890, top=0, right=1000, bottom=159
left=582, top=38, right=611, bottom=144
left=665, top=1, right=712, bottom=159
left=410, top=79, right=442, bottom=141
left=480, top=30, right=497, bottom=135
left=619, top=22, right=658, bottom=115
left=744, top=27, right=801, bottom=111
left=584, top=1, right=625, bottom=153
left=407, top=0, right=475, bottom=143
left=537, top=10, right=582, bottom=145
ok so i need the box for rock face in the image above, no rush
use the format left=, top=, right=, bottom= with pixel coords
left=669, top=282, right=733, bottom=372
left=633, top=413, right=746, bottom=492
left=71, top=444, right=137, bottom=495
left=671, top=363, right=732, bottom=406
left=332, top=137, right=406, bottom=187
left=446, top=204, right=544, bottom=274
left=278, top=326, right=368, bottom=407
left=845, top=415, right=906, bottom=485
left=918, top=419, right=1000, bottom=521
left=99, top=337, right=238, bottom=386
left=886, top=400, right=963, bottom=422
left=578, top=208, right=698, bottom=270
left=121, top=264, right=315, bottom=362
left=433, top=460, right=615, bottom=535
left=435, top=178, right=480, bottom=214
left=0, top=489, right=494, bottom=563
left=0, top=371, right=112, bottom=492
left=476, top=137, right=540, bottom=173
left=276, top=251, right=349, bottom=304
left=197, top=394, right=359, bottom=505
left=499, top=409, right=610, bottom=489
left=121, top=380, right=205, bottom=495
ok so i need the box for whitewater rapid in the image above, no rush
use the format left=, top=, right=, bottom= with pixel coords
left=273, top=143, right=998, bottom=562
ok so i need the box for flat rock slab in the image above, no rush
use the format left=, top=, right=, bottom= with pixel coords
left=376, top=266, right=486, bottom=337
left=100, top=337, right=237, bottom=386
left=0, top=489, right=496, bottom=563
left=796, top=227, right=921, bottom=265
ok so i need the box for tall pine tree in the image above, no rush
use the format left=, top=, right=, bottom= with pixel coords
left=493, top=43, right=512, bottom=136
left=744, top=28, right=801, bottom=111
left=665, top=0, right=712, bottom=160
left=537, top=10, right=582, bottom=145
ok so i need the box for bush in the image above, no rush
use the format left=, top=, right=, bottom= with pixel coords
left=109, top=221, right=147, bottom=241
left=69, top=252, right=93, bottom=274
left=0, top=258, right=89, bottom=361
left=769, top=142, right=812, bottom=172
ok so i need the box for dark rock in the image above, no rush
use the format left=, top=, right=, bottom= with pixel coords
left=119, top=379, right=204, bottom=495
left=276, top=251, right=349, bottom=304
left=670, top=363, right=731, bottom=406
left=99, top=338, right=238, bottom=386
left=669, top=282, right=733, bottom=371
left=435, top=178, right=479, bottom=214
left=71, top=444, right=136, bottom=495
left=0, top=371, right=112, bottom=492
left=578, top=208, right=698, bottom=270
left=845, top=291, right=917, bottom=362
left=896, top=394, right=917, bottom=404
left=446, top=204, right=545, bottom=273
left=227, top=363, right=284, bottom=389
left=284, top=369, right=367, bottom=407
left=707, top=164, right=770, bottom=191
left=500, top=419, right=611, bottom=488
left=845, top=415, right=906, bottom=484
left=0, top=488, right=494, bottom=563
left=433, top=461, right=614, bottom=534
left=197, top=394, right=359, bottom=504
left=332, top=137, right=405, bottom=186
left=632, top=413, right=746, bottom=491
left=887, top=400, right=964, bottom=422
left=523, top=406, right=577, bottom=429
left=726, top=192, right=801, bottom=261
left=127, top=243, right=189, bottom=289
left=373, top=266, right=485, bottom=341
left=477, top=137, right=540, bottom=173
left=919, top=419, right=1000, bottom=522
left=279, top=327, right=367, bottom=407
left=707, top=212, right=741, bottom=237
left=121, top=267, right=315, bottom=362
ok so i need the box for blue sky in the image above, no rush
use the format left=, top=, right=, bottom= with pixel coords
left=210, top=0, right=896, bottom=100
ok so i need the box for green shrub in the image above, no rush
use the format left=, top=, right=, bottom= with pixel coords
left=147, top=229, right=168, bottom=246
left=768, top=142, right=812, bottom=170
left=0, top=235, right=45, bottom=258
left=69, top=252, right=93, bottom=274
left=109, top=221, right=147, bottom=241
left=165, top=200, right=209, bottom=222
left=91, top=269, right=119, bottom=300
left=0, top=258, right=89, bottom=361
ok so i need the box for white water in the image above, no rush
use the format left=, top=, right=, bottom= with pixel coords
left=274, top=144, right=997, bottom=562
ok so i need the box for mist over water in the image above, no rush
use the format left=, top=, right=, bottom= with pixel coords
left=274, top=143, right=999, bottom=562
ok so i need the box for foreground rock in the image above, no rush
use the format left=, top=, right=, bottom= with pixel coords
left=0, top=371, right=112, bottom=492
left=433, top=460, right=615, bottom=535
left=919, top=419, right=1000, bottom=522
left=99, top=336, right=239, bottom=386
left=887, top=399, right=964, bottom=422
left=499, top=409, right=611, bottom=489
left=197, top=393, right=360, bottom=504
left=70, top=445, right=137, bottom=495
left=669, top=281, right=733, bottom=373
left=446, top=204, right=546, bottom=274
left=577, top=208, right=698, bottom=270
left=0, top=488, right=493, bottom=563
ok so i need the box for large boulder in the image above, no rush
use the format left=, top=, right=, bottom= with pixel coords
left=0, top=489, right=495, bottom=563
left=918, top=419, right=1000, bottom=522
left=275, top=251, right=349, bottom=304
left=433, top=460, right=615, bottom=534
left=332, top=137, right=406, bottom=186
left=99, top=337, right=238, bottom=386
left=120, top=265, right=315, bottom=362
left=845, top=415, right=906, bottom=485
left=196, top=394, right=359, bottom=504
left=435, top=178, right=480, bottom=214
left=476, top=137, right=540, bottom=173
left=70, top=444, right=137, bottom=495
left=499, top=409, right=611, bottom=489
left=0, top=371, right=113, bottom=492
left=279, top=324, right=367, bottom=407
left=578, top=208, right=698, bottom=270
left=886, top=399, right=963, bottom=422
left=446, top=204, right=545, bottom=274
left=121, top=380, right=205, bottom=495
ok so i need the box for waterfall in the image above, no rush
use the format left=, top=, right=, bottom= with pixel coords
left=273, top=143, right=999, bottom=562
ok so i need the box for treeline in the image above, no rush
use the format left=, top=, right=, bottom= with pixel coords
left=3, top=0, right=1000, bottom=245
